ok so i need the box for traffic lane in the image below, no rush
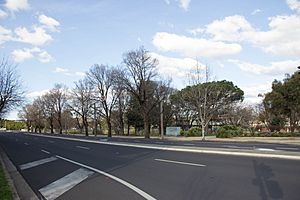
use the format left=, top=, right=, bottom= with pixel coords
left=20, top=133, right=159, bottom=172
left=0, top=133, right=148, bottom=200
left=17, top=133, right=300, bottom=200
left=57, top=174, right=143, bottom=200
left=111, top=150, right=300, bottom=200
left=0, top=133, right=56, bottom=166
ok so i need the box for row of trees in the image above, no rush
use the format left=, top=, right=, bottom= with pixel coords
left=259, top=72, right=300, bottom=133
left=19, top=47, right=256, bottom=139
left=19, top=48, right=171, bottom=138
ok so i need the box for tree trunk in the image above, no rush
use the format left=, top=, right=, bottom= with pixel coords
left=82, top=116, right=89, bottom=136
left=127, top=124, right=130, bottom=136
left=50, top=118, right=54, bottom=134
left=201, top=121, right=205, bottom=141
left=143, top=113, right=150, bottom=138
left=58, top=111, right=62, bottom=134
left=107, top=118, right=112, bottom=137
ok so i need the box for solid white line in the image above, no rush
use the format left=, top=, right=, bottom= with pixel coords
left=276, top=147, right=299, bottom=150
left=19, top=157, right=57, bottom=170
left=155, top=158, right=206, bottom=167
left=41, top=150, right=50, bottom=154
left=25, top=133, right=300, bottom=160
left=76, top=146, right=90, bottom=150
left=48, top=140, right=54, bottom=143
left=24, top=143, right=29, bottom=145
left=56, top=155, right=156, bottom=200
left=39, top=168, right=94, bottom=200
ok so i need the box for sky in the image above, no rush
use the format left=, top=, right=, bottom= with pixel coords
left=1, top=0, right=300, bottom=119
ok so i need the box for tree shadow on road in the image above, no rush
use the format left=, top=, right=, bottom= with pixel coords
left=252, top=160, right=283, bottom=200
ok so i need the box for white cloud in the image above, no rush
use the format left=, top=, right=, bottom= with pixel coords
left=153, top=32, right=242, bottom=58
left=203, top=14, right=300, bottom=56
left=38, top=14, right=60, bottom=32
left=229, top=59, right=300, bottom=75
left=54, top=67, right=85, bottom=77
left=206, top=15, right=253, bottom=42
left=38, top=50, right=53, bottom=63
left=188, top=27, right=204, bottom=36
left=287, top=0, right=300, bottom=13
left=54, top=67, right=69, bottom=73
left=11, top=47, right=52, bottom=63
left=11, top=48, right=34, bottom=62
left=179, top=0, right=191, bottom=11
left=251, top=9, right=261, bottom=15
left=241, top=83, right=271, bottom=104
left=14, top=26, right=52, bottom=46
left=5, top=0, right=29, bottom=12
left=150, top=52, right=205, bottom=78
left=75, top=72, right=86, bottom=76
left=0, top=26, right=13, bottom=45
left=27, top=89, right=49, bottom=98
left=0, top=9, right=8, bottom=18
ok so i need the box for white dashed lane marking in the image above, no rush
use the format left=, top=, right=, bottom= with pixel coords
left=19, top=157, right=58, bottom=170
left=41, top=149, right=51, bottom=154
left=155, top=158, right=206, bottom=167
left=256, top=148, right=276, bottom=152
left=76, top=145, right=90, bottom=150
left=39, top=168, right=94, bottom=200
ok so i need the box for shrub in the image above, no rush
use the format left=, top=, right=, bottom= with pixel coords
left=180, top=127, right=202, bottom=137
left=216, top=125, right=243, bottom=138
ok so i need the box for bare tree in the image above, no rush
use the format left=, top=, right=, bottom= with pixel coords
left=48, top=84, right=68, bottom=134
left=0, top=58, right=25, bottom=118
left=68, top=78, right=94, bottom=136
left=39, top=93, right=56, bottom=133
left=122, top=47, right=170, bottom=138
left=18, top=102, right=44, bottom=133
left=87, top=64, right=119, bottom=137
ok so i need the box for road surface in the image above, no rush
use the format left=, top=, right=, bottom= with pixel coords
left=0, top=132, right=300, bottom=200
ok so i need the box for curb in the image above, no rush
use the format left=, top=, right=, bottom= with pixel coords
left=0, top=145, right=39, bottom=200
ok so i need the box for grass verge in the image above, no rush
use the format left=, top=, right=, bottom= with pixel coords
left=0, top=162, right=13, bottom=200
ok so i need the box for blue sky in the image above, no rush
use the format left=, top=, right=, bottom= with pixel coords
left=1, top=0, right=300, bottom=119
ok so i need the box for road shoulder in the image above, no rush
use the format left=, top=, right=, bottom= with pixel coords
left=0, top=145, right=38, bottom=200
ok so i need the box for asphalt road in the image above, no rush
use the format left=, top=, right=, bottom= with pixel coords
left=1, top=132, right=300, bottom=200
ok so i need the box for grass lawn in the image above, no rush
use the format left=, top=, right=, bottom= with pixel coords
left=0, top=162, right=13, bottom=200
